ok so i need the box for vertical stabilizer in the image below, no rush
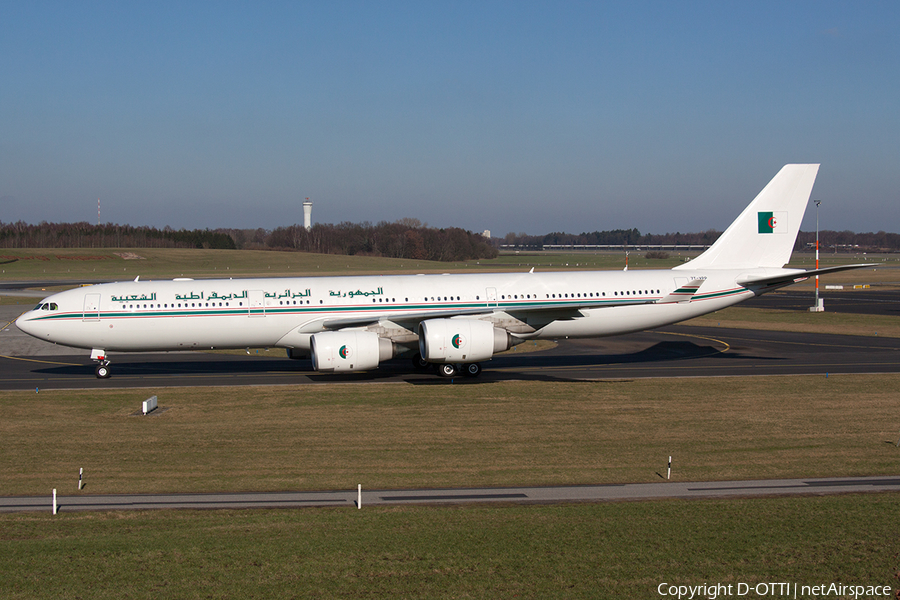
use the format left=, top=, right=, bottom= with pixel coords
left=674, top=164, right=819, bottom=270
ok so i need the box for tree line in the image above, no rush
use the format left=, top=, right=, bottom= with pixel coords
left=504, top=228, right=900, bottom=252
left=3, top=219, right=898, bottom=256
left=0, top=221, right=235, bottom=250
left=503, top=228, right=726, bottom=249
left=219, top=218, right=498, bottom=261
left=0, top=219, right=499, bottom=262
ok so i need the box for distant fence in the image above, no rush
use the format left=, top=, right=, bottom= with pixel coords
left=501, top=244, right=711, bottom=251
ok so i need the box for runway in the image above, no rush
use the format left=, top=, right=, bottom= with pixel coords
left=1, top=322, right=898, bottom=390
left=4, top=476, right=899, bottom=513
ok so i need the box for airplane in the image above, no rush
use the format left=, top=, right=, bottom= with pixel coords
left=16, top=164, right=870, bottom=379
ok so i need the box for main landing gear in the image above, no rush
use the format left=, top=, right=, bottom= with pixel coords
left=410, top=354, right=482, bottom=378
left=436, top=362, right=482, bottom=378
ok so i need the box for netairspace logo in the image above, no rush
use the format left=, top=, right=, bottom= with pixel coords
left=657, top=581, right=894, bottom=599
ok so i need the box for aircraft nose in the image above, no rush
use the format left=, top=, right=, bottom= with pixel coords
left=15, top=310, right=42, bottom=338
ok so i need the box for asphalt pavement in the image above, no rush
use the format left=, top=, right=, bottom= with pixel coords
left=4, top=475, right=899, bottom=513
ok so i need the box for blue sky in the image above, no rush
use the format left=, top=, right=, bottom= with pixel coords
left=1, top=2, right=897, bottom=237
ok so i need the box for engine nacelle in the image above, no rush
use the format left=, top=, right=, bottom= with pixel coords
left=418, top=319, right=510, bottom=363
left=310, top=331, right=393, bottom=372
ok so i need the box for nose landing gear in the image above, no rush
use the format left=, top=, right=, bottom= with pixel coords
left=95, top=362, right=111, bottom=379
left=91, top=349, right=111, bottom=379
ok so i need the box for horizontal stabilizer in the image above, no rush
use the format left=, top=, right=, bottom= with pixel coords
left=736, top=264, right=874, bottom=291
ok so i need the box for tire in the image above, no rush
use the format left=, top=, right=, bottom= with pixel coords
left=95, top=364, right=111, bottom=379
left=436, top=363, right=457, bottom=377
left=462, top=362, right=481, bottom=377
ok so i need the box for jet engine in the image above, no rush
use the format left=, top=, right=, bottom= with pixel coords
left=310, top=331, right=394, bottom=372
left=417, top=319, right=511, bottom=363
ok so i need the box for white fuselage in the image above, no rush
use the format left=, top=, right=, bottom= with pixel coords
left=16, top=267, right=758, bottom=353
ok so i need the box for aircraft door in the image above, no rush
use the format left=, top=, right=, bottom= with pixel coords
left=248, top=290, right=265, bottom=317
left=83, top=293, right=101, bottom=322
left=486, top=287, right=498, bottom=307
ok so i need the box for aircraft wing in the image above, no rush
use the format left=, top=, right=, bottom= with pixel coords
left=313, top=297, right=656, bottom=332
left=736, top=264, right=875, bottom=291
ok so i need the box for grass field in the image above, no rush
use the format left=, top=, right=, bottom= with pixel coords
left=2, top=494, right=899, bottom=599
left=0, top=246, right=679, bottom=280
left=3, top=376, right=900, bottom=599
left=2, top=376, right=898, bottom=496
left=1, top=246, right=894, bottom=281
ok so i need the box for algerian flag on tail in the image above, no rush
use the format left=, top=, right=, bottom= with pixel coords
left=757, top=211, right=788, bottom=234
left=673, top=164, right=819, bottom=270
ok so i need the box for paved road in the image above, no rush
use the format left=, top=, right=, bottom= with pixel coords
left=745, top=289, right=899, bottom=316
left=4, top=476, right=899, bottom=513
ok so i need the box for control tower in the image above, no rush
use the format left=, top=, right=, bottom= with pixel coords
left=302, top=198, right=313, bottom=231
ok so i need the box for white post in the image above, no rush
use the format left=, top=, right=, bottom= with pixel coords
left=667, top=456, right=672, bottom=480
left=52, top=489, right=57, bottom=515
left=357, top=484, right=362, bottom=509
left=78, top=468, right=83, bottom=490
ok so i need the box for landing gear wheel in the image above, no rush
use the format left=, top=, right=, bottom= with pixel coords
left=436, top=363, right=458, bottom=377
left=412, top=353, right=431, bottom=372
left=95, top=364, right=111, bottom=379
left=462, top=362, right=482, bottom=377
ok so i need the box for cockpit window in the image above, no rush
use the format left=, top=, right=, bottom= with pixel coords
left=33, top=303, right=59, bottom=311
left=34, top=303, right=44, bottom=311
